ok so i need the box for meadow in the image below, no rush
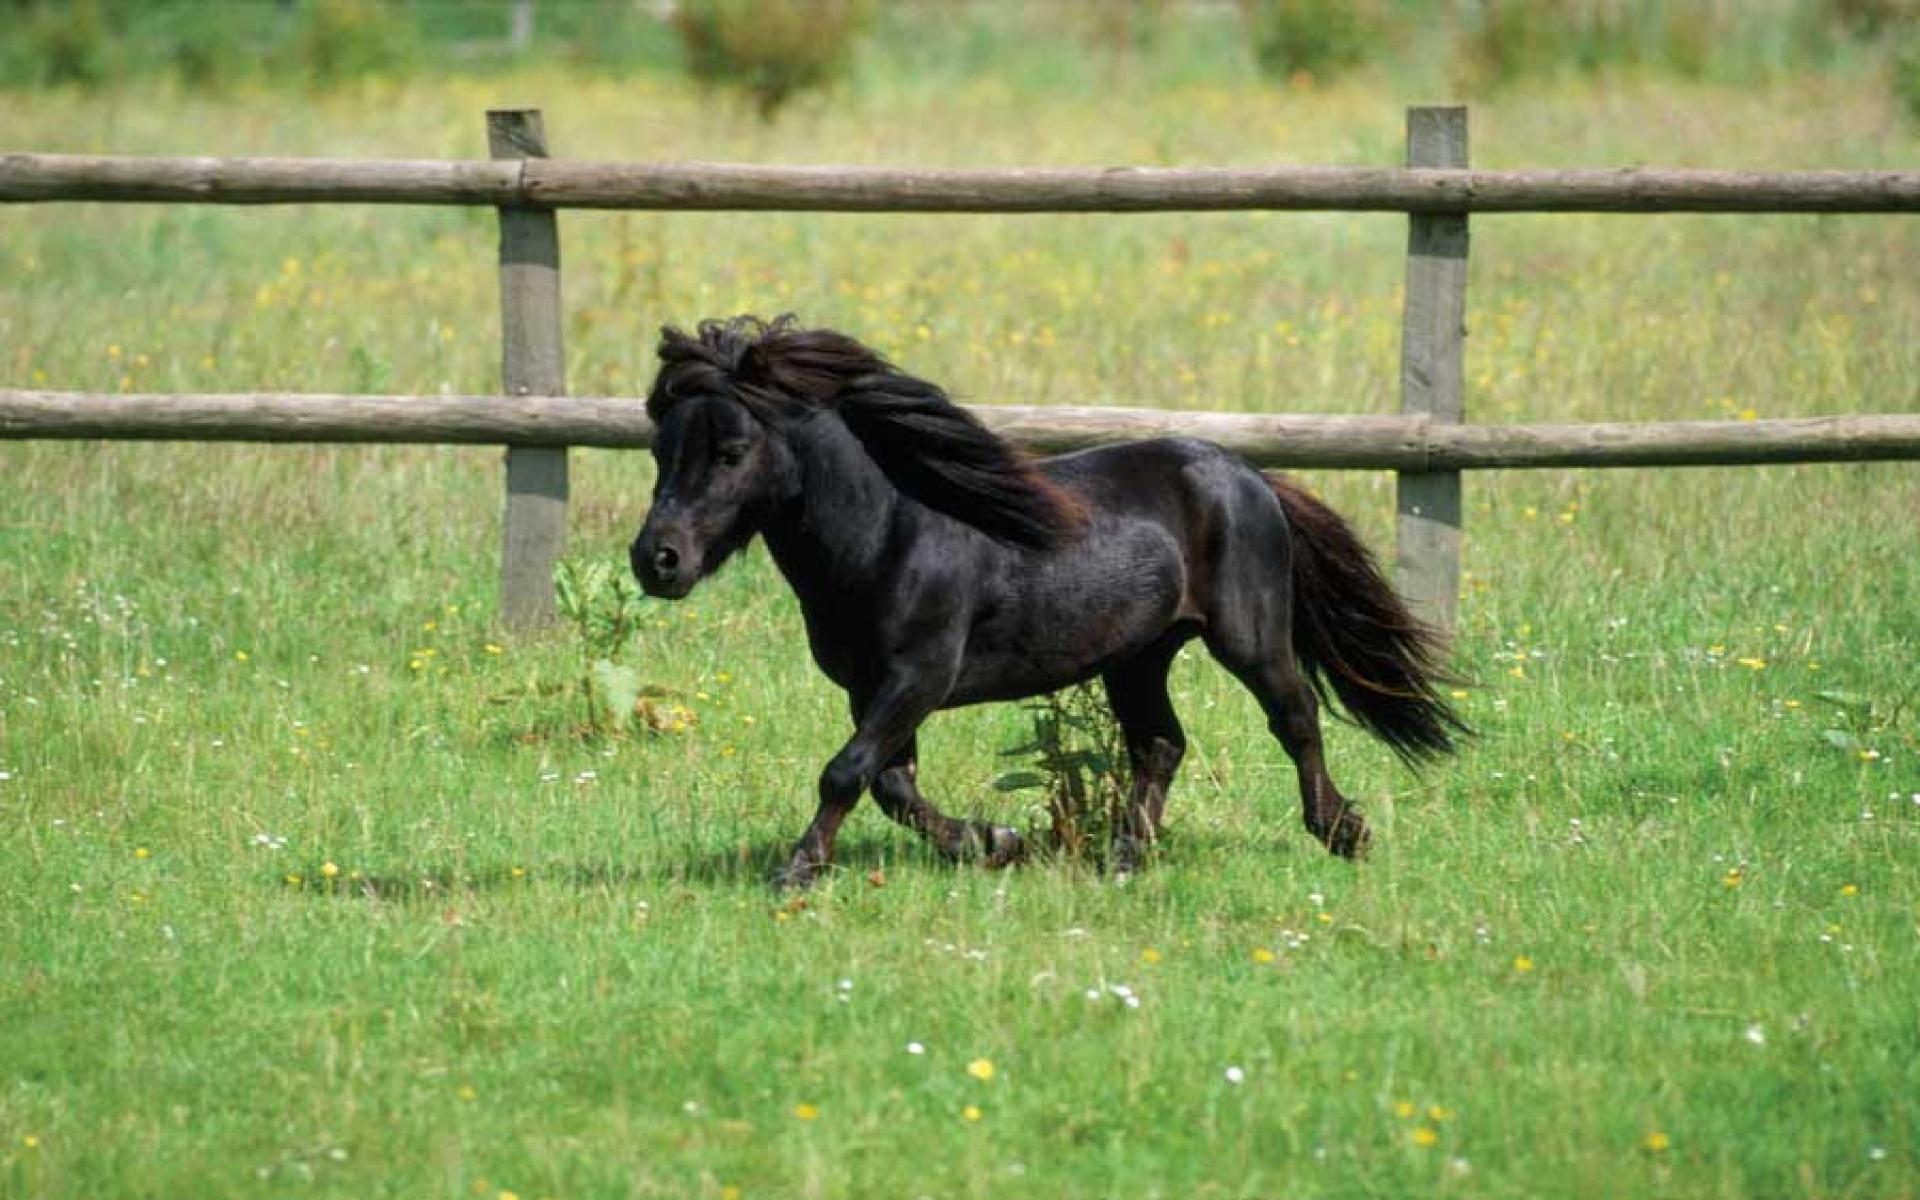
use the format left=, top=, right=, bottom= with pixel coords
left=3, top=22, right=1920, bottom=1200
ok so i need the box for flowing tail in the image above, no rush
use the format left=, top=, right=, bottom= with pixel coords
left=1267, top=475, right=1469, bottom=763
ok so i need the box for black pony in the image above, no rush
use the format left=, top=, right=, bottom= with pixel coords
left=631, top=315, right=1464, bottom=888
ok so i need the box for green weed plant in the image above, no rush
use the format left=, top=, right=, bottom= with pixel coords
left=553, top=558, right=649, bottom=736
left=995, top=683, right=1132, bottom=864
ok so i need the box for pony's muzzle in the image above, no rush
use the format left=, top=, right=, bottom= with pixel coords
left=630, top=532, right=694, bottom=599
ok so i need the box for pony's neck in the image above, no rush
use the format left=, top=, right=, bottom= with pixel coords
left=759, top=412, right=900, bottom=599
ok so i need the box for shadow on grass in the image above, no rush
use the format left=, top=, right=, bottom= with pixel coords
left=277, top=830, right=961, bottom=901
left=274, top=824, right=1321, bottom=902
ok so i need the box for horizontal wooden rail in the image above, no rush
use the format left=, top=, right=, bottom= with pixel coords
left=7, top=153, right=1920, bottom=212
left=14, top=104, right=1911, bottom=631
left=5, top=390, right=1918, bottom=470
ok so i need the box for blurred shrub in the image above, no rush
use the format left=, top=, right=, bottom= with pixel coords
left=1454, top=0, right=1686, bottom=88
left=1895, top=27, right=1920, bottom=121
left=1828, top=0, right=1919, bottom=36
left=1238, top=0, right=1382, bottom=82
left=143, top=2, right=257, bottom=90
left=276, top=0, right=423, bottom=87
left=0, top=0, right=424, bottom=91
left=2, top=0, right=113, bottom=87
left=1450, top=0, right=1909, bottom=90
left=673, top=0, right=874, bottom=120
left=1086, top=0, right=1181, bottom=57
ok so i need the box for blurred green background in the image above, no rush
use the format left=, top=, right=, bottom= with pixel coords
left=3, top=0, right=1917, bottom=119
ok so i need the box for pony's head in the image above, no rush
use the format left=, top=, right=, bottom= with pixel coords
left=629, top=317, right=805, bottom=598
left=630, top=314, right=1083, bottom=598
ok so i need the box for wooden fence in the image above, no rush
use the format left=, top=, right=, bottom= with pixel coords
left=5, top=106, right=1919, bottom=630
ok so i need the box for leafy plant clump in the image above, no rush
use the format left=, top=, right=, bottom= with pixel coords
left=995, top=683, right=1132, bottom=863
left=554, top=557, right=664, bottom=736
left=672, top=0, right=875, bottom=120
left=1813, top=687, right=1915, bottom=758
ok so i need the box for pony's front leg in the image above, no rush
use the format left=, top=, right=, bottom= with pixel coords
left=871, top=739, right=1024, bottom=867
left=772, top=678, right=941, bottom=891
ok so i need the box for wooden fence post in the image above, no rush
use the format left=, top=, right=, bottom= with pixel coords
left=1396, top=105, right=1470, bottom=633
left=488, top=108, right=568, bottom=630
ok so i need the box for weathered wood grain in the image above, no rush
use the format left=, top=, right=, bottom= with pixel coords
left=1397, top=106, right=1471, bottom=630
left=0, top=391, right=655, bottom=445
left=0, top=153, right=522, bottom=204
left=6, top=153, right=1920, bottom=213
left=490, top=109, right=569, bottom=631
left=6, top=392, right=1918, bottom=470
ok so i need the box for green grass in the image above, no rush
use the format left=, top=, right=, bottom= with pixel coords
left=3, top=55, right=1919, bottom=1200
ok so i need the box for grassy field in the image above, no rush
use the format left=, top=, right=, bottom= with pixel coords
left=4, top=42, right=1920, bottom=1200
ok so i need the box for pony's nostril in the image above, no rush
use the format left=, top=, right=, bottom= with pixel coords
left=653, top=546, right=680, bottom=574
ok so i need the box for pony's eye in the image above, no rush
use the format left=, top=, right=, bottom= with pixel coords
left=717, top=443, right=749, bottom=467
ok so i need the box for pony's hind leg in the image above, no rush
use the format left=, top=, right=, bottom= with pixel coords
left=1266, top=667, right=1369, bottom=857
left=1101, top=636, right=1190, bottom=874
left=871, top=739, right=1024, bottom=868
left=1207, top=618, right=1370, bottom=859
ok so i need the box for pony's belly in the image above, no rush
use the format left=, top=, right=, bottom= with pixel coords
left=945, top=558, right=1188, bottom=706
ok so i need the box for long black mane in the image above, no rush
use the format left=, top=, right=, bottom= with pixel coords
left=648, top=315, right=1084, bottom=549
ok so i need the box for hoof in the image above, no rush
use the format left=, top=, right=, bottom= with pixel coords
left=1317, top=810, right=1371, bottom=860
left=770, top=860, right=823, bottom=891
left=981, top=824, right=1025, bottom=869
left=1110, top=834, right=1154, bottom=878
left=951, top=821, right=1024, bottom=867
